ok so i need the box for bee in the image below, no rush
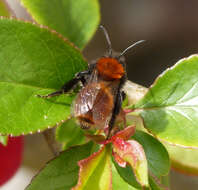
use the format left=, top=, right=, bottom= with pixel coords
left=38, top=26, right=144, bottom=138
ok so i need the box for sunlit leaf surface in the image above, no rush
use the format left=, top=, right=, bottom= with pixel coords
left=20, top=0, right=100, bottom=49
left=134, top=55, right=198, bottom=148
left=0, top=18, right=87, bottom=135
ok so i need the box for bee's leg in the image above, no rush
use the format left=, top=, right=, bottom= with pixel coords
left=107, top=90, right=125, bottom=138
left=119, top=91, right=127, bottom=127
left=121, top=91, right=126, bottom=101
left=37, top=70, right=89, bottom=98
left=75, top=70, right=90, bottom=86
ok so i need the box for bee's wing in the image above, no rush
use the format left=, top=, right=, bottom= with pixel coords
left=87, top=69, right=98, bottom=84
left=74, top=69, right=117, bottom=129
left=74, top=82, right=101, bottom=116
left=74, top=83, right=114, bottom=129
left=92, top=80, right=121, bottom=128
left=91, top=86, right=114, bottom=129
left=74, top=69, right=99, bottom=115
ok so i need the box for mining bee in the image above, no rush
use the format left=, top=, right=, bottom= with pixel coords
left=38, top=26, right=144, bottom=138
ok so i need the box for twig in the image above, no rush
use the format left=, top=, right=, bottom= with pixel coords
left=43, top=128, right=61, bottom=157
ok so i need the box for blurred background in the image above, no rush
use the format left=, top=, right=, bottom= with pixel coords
left=2, top=0, right=198, bottom=189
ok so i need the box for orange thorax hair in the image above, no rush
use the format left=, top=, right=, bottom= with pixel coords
left=96, top=57, right=124, bottom=80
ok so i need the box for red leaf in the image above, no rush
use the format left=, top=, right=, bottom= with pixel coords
left=112, top=138, right=149, bottom=187
left=112, top=151, right=126, bottom=168
left=111, top=126, right=136, bottom=141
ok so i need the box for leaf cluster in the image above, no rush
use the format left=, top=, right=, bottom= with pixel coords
left=0, top=0, right=197, bottom=189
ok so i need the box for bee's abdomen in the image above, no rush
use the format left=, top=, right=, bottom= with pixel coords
left=77, top=112, right=94, bottom=129
left=74, top=83, right=114, bottom=129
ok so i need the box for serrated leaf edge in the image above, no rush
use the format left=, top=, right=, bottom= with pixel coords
left=0, top=16, right=86, bottom=59
left=149, top=54, right=198, bottom=93
left=0, top=17, right=87, bottom=136
left=25, top=142, right=92, bottom=190
left=19, top=0, right=101, bottom=50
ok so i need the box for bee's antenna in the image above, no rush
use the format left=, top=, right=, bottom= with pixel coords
left=100, top=25, right=113, bottom=57
left=118, top=40, right=145, bottom=59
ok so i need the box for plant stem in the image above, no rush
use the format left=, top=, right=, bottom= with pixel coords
left=43, top=128, right=61, bottom=157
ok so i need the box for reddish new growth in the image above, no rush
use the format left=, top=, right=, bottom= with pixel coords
left=86, top=125, right=137, bottom=167
left=76, top=125, right=149, bottom=189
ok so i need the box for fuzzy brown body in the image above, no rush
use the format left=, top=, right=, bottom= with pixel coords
left=38, top=26, right=143, bottom=136
left=74, top=57, right=125, bottom=130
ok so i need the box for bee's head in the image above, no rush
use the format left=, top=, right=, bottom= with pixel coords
left=96, top=25, right=145, bottom=80
left=99, top=25, right=145, bottom=60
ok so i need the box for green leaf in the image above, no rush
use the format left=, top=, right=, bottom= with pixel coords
left=72, top=145, right=112, bottom=190
left=0, top=135, right=8, bottom=146
left=20, top=0, right=100, bottom=49
left=112, top=164, right=139, bottom=190
left=56, top=118, right=85, bottom=149
left=113, top=160, right=141, bottom=189
left=113, top=162, right=168, bottom=190
left=0, top=18, right=87, bottom=136
left=26, top=142, right=93, bottom=190
left=160, top=175, right=170, bottom=188
left=149, top=176, right=163, bottom=190
left=164, top=142, right=198, bottom=175
left=134, top=55, right=198, bottom=148
left=133, top=131, right=170, bottom=178
left=0, top=0, right=11, bottom=16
